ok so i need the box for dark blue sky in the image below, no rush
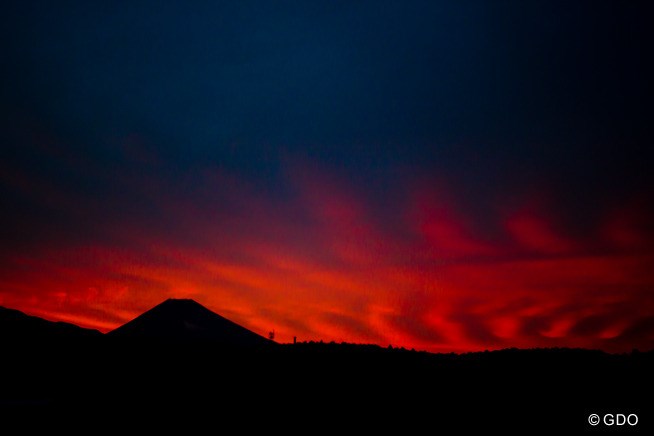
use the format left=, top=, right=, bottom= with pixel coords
left=1, top=1, right=653, bottom=351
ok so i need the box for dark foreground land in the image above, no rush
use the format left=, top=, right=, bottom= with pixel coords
left=3, top=340, right=652, bottom=433
left=1, top=303, right=651, bottom=433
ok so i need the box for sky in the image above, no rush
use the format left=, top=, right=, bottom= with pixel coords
left=1, top=1, right=653, bottom=352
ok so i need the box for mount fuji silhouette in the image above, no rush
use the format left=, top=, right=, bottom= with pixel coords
left=1, top=299, right=652, bottom=432
left=108, top=298, right=273, bottom=347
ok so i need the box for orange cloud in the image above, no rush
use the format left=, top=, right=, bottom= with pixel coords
left=1, top=165, right=652, bottom=353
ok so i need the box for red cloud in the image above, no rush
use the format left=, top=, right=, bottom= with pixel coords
left=1, top=163, right=652, bottom=353
left=505, top=213, right=574, bottom=254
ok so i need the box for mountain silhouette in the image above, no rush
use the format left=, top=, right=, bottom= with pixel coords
left=107, top=298, right=273, bottom=347
left=0, top=306, right=101, bottom=341
left=0, top=300, right=652, bottom=433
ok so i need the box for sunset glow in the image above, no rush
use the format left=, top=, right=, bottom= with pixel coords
left=2, top=1, right=652, bottom=353
left=1, top=160, right=652, bottom=352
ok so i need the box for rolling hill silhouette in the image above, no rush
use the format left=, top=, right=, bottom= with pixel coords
left=1, top=300, right=651, bottom=432
left=0, top=306, right=101, bottom=341
left=107, top=298, right=273, bottom=347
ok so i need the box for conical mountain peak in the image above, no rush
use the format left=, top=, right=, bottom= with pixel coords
left=108, top=299, right=273, bottom=347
